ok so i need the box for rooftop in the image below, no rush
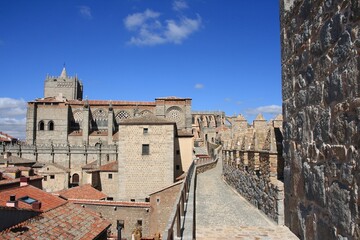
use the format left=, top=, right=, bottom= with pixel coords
left=56, top=184, right=107, bottom=200
left=0, top=202, right=111, bottom=239
left=120, top=114, right=175, bottom=125
left=0, top=185, right=66, bottom=212
left=0, top=175, right=42, bottom=187
left=0, top=155, right=35, bottom=165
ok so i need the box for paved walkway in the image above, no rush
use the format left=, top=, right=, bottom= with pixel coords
left=196, top=159, right=298, bottom=240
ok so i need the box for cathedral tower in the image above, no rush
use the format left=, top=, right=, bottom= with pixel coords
left=44, top=67, right=83, bottom=100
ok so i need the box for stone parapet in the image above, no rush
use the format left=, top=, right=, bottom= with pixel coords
left=223, top=163, right=284, bottom=225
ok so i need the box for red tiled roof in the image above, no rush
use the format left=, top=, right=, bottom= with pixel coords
left=0, top=202, right=111, bottom=239
left=69, top=199, right=150, bottom=208
left=0, top=185, right=66, bottom=212
left=0, top=175, right=42, bottom=187
left=56, top=184, right=107, bottom=200
left=67, top=99, right=156, bottom=106
left=0, top=155, right=35, bottom=164
left=0, top=167, right=20, bottom=173
left=0, top=132, right=17, bottom=141
left=82, top=160, right=97, bottom=170
left=99, top=161, right=118, bottom=172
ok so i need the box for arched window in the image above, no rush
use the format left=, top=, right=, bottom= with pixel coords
left=72, top=173, right=79, bottom=184
left=39, top=121, right=44, bottom=131
left=48, top=121, right=54, bottom=131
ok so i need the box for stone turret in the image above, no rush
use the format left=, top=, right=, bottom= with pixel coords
left=44, top=67, right=83, bottom=100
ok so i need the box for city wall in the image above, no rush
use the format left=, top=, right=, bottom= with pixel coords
left=281, top=0, right=360, bottom=238
left=222, top=150, right=284, bottom=224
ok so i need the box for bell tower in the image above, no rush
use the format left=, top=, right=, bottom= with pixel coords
left=44, top=66, right=83, bottom=100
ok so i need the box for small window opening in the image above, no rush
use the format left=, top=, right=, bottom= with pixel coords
left=142, top=144, right=150, bottom=155
left=50, top=175, right=55, bottom=179
left=39, top=121, right=45, bottom=131
left=48, top=121, right=54, bottom=131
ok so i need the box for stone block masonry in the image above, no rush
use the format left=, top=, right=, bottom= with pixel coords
left=223, top=159, right=284, bottom=224
left=281, top=0, right=360, bottom=239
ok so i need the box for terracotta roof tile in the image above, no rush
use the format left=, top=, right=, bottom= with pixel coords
left=0, top=185, right=66, bottom=212
left=82, top=161, right=97, bottom=170
left=98, top=161, right=118, bottom=172
left=0, top=132, right=17, bottom=141
left=0, top=202, right=111, bottom=239
left=56, top=184, right=107, bottom=200
left=0, top=155, right=35, bottom=164
left=120, top=114, right=174, bottom=125
left=0, top=175, right=42, bottom=187
left=67, top=99, right=156, bottom=106
left=69, top=199, right=150, bottom=208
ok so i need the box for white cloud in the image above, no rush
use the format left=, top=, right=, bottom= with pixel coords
left=245, top=105, right=282, bottom=116
left=165, top=15, right=201, bottom=44
left=224, top=98, right=231, bottom=102
left=173, top=0, right=188, bottom=11
left=79, top=6, right=92, bottom=19
left=195, top=83, right=204, bottom=89
left=124, top=7, right=201, bottom=46
left=0, top=98, right=27, bottom=140
left=124, top=9, right=160, bottom=30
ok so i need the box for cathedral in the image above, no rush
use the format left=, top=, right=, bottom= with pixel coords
left=21, top=67, right=194, bottom=201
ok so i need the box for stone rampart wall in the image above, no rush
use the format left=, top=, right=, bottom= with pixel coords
left=223, top=162, right=284, bottom=224
left=281, top=0, right=360, bottom=238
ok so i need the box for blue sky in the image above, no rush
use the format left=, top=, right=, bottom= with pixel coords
left=0, top=0, right=282, bottom=139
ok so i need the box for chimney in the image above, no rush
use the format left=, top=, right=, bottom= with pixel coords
left=6, top=195, right=18, bottom=208
left=4, top=152, right=11, bottom=159
left=32, top=201, right=41, bottom=210
left=20, top=176, right=30, bottom=186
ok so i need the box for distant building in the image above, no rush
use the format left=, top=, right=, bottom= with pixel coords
left=0, top=132, right=17, bottom=145
left=2, top=67, right=194, bottom=202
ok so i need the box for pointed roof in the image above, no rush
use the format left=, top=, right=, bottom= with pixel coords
left=236, top=114, right=247, bottom=121
left=254, top=113, right=265, bottom=121
left=274, top=114, right=283, bottom=121
left=60, top=67, right=67, bottom=78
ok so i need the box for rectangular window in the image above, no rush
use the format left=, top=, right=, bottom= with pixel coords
left=176, top=150, right=180, bottom=155
left=43, top=176, right=47, bottom=181
left=176, top=165, right=180, bottom=170
left=108, top=173, right=113, bottom=179
left=50, top=175, right=55, bottom=179
left=143, top=128, right=148, bottom=134
left=137, top=220, right=142, bottom=226
left=142, top=144, right=150, bottom=155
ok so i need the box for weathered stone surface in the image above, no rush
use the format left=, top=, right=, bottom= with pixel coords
left=281, top=0, right=360, bottom=238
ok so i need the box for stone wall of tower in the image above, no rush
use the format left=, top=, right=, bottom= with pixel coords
left=281, top=0, right=360, bottom=239
left=155, top=98, right=192, bottom=131
left=44, top=74, right=83, bottom=100
left=27, top=102, right=69, bottom=145
left=25, top=103, right=37, bottom=145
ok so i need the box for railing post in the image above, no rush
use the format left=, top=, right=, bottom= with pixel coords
left=176, top=206, right=181, bottom=237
